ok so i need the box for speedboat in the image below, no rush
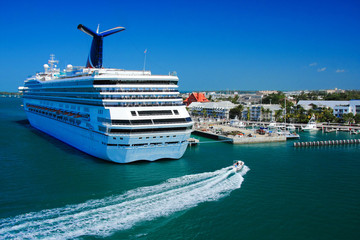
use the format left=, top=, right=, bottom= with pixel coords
left=286, top=124, right=296, bottom=131
left=233, top=160, right=244, bottom=172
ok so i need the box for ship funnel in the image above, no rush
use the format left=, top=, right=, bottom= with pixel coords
left=77, top=24, right=125, bottom=68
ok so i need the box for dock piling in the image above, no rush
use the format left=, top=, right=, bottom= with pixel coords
left=294, top=139, right=360, bottom=147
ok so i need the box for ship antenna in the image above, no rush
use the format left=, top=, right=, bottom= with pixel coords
left=143, top=49, right=147, bottom=72
left=48, top=54, right=59, bottom=73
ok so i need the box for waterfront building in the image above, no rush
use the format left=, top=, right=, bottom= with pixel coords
left=333, top=100, right=360, bottom=117
left=183, top=92, right=209, bottom=106
left=349, top=100, right=360, bottom=115
left=242, top=104, right=281, bottom=121
left=297, top=100, right=348, bottom=110
left=188, top=101, right=236, bottom=119
left=333, top=105, right=352, bottom=118
left=298, top=100, right=360, bottom=118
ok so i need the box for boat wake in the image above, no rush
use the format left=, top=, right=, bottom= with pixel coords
left=0, top=165, right=249, bottom=239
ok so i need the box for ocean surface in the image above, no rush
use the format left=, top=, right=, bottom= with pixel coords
left=0, top=97, right=360, bottom=239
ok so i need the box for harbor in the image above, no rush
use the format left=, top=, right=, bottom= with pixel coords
left=1, top=0, right=360, bottom=238
left=2, top=97, right=360, bottom=239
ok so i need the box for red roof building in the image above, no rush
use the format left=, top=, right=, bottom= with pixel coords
left=184, top=92, right=209, bottom=106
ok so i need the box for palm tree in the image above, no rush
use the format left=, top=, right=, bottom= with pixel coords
left=343, top=113, right=355, bottom=124
left=201, top=109, right=207, bottom=118
left=260, top=106, right=265, bottom=121
left=265, top=108, right=271, bottom=121
left=275, top=109, right=283, bottom=121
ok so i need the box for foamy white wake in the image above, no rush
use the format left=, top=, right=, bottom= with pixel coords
left=0, top=165, right=249, bottom=239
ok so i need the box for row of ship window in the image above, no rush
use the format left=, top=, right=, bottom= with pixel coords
left=27, top=106, right=82, bottom=126
left=25, top=92, right=181, bottom=100
left=93, top=80, right=177, bottom=85
left=26, top=79, right=178, bottom=89
left=99, top=126, right=192, bottom=134
left=98, top=117, right=192, bottom=125
left=24, top=95, right=183, bottom=107
left=104, top=140, right=186, bottom=147
left=26, top=87, right=178, bottom=93
left=131, top=110, right=179, bottom=116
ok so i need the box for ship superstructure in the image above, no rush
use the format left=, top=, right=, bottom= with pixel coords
left=20, top=24, right=193, bottom=163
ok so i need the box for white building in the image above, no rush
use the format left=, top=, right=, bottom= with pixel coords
left=333, top=105, right=352, bottom=118
left=188, top=101, right=236, bottom=119
left=242, top=104, right=282, bottom=121
left=298, top=100, right=360, bottom=118
left=349, top=100, right=360, bottom=115
left=297, top=100, right=349, bottom=110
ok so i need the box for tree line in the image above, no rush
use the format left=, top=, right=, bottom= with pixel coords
left=229, top=90, right=360, bottom=124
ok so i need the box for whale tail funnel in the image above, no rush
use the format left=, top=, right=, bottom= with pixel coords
left=77, top=24, right=125, bottom=68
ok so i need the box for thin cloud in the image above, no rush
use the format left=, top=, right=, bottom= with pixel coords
left=317, top=67, right=326, bottom=72
left=336, top=69, right=345, bottom=73
left=309, top=62, right=317, bottom=67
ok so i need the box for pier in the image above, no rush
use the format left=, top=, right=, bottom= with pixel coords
left=193, top=125, right=286, bottom=145
left=293, top=139, right=360, bottom=147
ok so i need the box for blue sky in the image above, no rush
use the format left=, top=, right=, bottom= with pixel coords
left=0, top=0, right=359, bottom=92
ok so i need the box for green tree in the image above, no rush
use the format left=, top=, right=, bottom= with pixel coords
left=342, top=113, right=355, bottom=124
left=262, top=92, right=285, bottom=104
left=201, top=109, right=207, bottom=118
left=246, top=107, right=250, bottom=121
left=275, top=109, right=283, bottom=121
left=354, top=114, right=360, bottom=124
left=229, top=104, right=244, bottom=119
left=317, top=108, right=336, bottom=123
left=231, top=95, right=239, bottom=104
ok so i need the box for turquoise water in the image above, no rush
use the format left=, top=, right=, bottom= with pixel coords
left=0, top=97, right=360, bottom=239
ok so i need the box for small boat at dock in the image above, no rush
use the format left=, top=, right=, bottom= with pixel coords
left=301, top=115, right=319, bottom=131
left=187, top=138, right=199, bottom=146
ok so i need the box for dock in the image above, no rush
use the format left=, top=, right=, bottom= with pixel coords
left=187, top=138, right=200, bottom=146
left=193, top=124, right=286, bottom=145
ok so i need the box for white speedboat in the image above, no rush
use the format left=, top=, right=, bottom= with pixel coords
left=301, top=115, right=319, bottom=131
left=286, top=124, right=296, bottom=131
left=233, top=160, right=244, bottom=172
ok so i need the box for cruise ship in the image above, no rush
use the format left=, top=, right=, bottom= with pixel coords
left=19, top=24, right=193, bottom=163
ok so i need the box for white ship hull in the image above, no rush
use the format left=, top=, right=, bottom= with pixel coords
left=26, top=110, right=190, bottom=163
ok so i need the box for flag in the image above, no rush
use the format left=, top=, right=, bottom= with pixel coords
left=144, top=49, right=147, bottom=54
